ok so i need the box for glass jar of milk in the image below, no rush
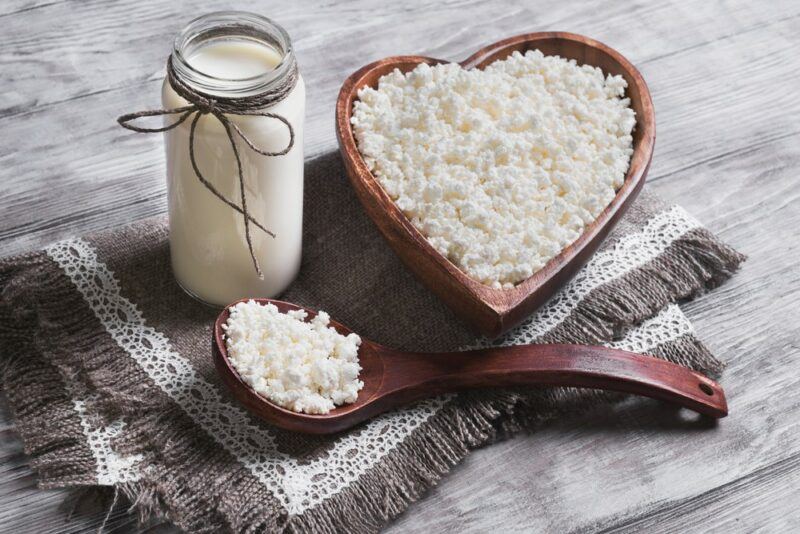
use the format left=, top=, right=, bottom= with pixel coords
left=162, top=12, right=305, bottom=306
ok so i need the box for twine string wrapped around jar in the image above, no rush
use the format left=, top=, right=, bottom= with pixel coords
left=117, top=55, right=298, bottom=278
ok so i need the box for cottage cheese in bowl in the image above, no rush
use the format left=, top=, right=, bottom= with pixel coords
left=222, top=300, right=363, bottom=415
left=351, top=49, right=636, bottom=289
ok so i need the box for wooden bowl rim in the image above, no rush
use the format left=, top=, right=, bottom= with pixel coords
left=335, top=32, right=655, bottom=320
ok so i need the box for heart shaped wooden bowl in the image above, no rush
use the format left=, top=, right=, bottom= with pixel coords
left=336, top=32, right=655, bottom=337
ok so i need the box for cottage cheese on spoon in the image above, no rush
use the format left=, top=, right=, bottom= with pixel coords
left=351, top=49, right=636, bottom=288
left=223, top=300, right=363, bottom=415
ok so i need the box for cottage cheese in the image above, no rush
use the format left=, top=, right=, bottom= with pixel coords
left=223, top=300, right=363, bottom=415
left=351, top=49, right=636, bottom=288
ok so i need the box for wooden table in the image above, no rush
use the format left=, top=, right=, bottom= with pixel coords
left=2, top=0, right=798, bottom=532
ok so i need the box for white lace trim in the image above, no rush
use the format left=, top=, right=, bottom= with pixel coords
left=72, top=396, right=143, bottom=485
left=51, top=205, right=701, bottom=514
left=608, top=303, right=693, bottom=353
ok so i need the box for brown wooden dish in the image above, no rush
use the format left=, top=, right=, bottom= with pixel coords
left=335, top=32, right=656, bottom=337
left=214, top=299, right=726, bottom=435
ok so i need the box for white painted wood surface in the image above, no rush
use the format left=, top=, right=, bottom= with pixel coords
left=1, top=0, right=799, bottom=532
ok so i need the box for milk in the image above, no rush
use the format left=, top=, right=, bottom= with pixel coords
left=162, top=37, right=305, bottom=306
left=188, top=40, right=283, bottom=79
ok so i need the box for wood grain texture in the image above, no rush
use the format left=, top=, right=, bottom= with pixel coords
left=1, top=0, right=799, bottom=532
left=335, top=32, right=654, bottom=336
left=214, top=300, right=726, bottom=434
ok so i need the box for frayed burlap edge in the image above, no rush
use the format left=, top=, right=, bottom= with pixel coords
left=0, top=254, right=99, bottom=488
left=532, top=226, right=746, bottom=350
left=279, top=393, right=520, bottom=533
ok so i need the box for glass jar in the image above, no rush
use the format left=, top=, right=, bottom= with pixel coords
left=162, top=11, right=305, bottom=306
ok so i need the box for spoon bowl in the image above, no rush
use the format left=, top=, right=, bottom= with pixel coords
left=214, top=299, right=727, bottom=434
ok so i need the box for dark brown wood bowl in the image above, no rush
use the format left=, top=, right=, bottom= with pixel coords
left=335, top=32, right=655, bottom=337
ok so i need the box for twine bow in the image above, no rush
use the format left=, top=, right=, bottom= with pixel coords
left=117, top=56, right=297, bottom=277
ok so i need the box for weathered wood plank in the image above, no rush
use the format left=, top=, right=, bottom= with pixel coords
left=595, top=451, right=800, bottom=533
left=1, top=0, right=799, bottom=533
left=1, top=0, right=797, bottom=257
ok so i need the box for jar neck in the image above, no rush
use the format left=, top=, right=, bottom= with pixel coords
left=170, top=11, right=297, bottom=98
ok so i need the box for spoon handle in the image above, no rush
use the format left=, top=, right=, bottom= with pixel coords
left=386, top=344, right=727, bottom=418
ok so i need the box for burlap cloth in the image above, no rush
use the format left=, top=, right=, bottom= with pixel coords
left=0, top=152, right=744, bottom=533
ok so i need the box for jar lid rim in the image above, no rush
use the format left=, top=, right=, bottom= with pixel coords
left=171, top=11, right=296, bottom=96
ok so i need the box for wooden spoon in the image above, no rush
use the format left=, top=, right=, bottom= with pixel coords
left=213, top=299, right=727, bottom=435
